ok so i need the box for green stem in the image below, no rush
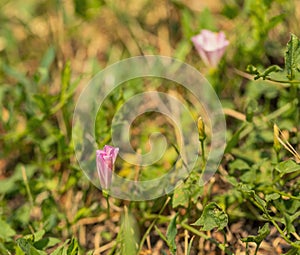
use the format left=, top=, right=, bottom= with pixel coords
left=137, top=197, right=171, bottom=253
left=275, top=150, right=280, bottom=164
left=106, top=196, right=110, bottom=219
left=245, top=242, right=249, bottom=255
left=200, top=139, right=206, bottom=166
left=265, top=77, right=300, bottom=84
left=221, top=229, right=227, bottom=245
left=180, top=222, right=233, bottom=255
left=21, top=166, right=34, bottom=208
left=251, top=197, right=300, bottom=249
left=103, top=190, right=110, bottom=219
left=254, top=242, right=260, bottom=255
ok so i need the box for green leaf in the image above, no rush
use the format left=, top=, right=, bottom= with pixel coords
left=253, top=193, right=266, bottom=209
left=282, top=243, right=300, bottom=255
left=241, top=223, right=270, bottom=245
left=40, top=46, right=56, bottom=70
left=38, top=46, right=56, bottom=84
left=245, top=99, right=258, bottom=122
left=284, top=214, right=296, bottom=235
left=193, top=202, right=228, bottom=231
left=0, top=242, right=11, bottom=255
left=0, top=219, right=16, bottom=241
left=229, top=159, right=250, bottom=173
left=66, top=238, right=79, bottom=255
left=275, top=160, right=300, bottom=175
left=285, top=33, right=300, bottom=80
left=121, top=207, right=139, bottom=255
left=50, top=240, right=70, bottom=255
left=172, top=184, right=189, bottom=208
left=225, top=124, right=247, bottom=154
left=33, top=230, right=45, bottom=242
left=266, top=14, right=285, bottom=31
left=16, top=238, right=46, bottom=255
left=166, top=213, right=178, bottom=255
left=265, top=193, right=280, bottom=202
left=61, top=61, right=71, bottom=100
left=34, top=237, right=61, bottom=250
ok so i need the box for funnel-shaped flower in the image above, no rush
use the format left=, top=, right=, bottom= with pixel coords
left=191, top=29, right=229, bottom=68
left=96, top=145, right=119, bottom=190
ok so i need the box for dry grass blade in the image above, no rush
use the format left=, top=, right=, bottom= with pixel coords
left=275, top=125, right=300, bottom=162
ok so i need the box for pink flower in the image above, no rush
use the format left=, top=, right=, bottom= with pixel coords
left=96, top=145, right=119, bottom=190
left=191, top=29, right=229, bottom=68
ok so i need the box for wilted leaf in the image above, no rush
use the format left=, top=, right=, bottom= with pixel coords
left=172, top=185, right=189, bottom=208
left=193, top=202, right=228, bottom=231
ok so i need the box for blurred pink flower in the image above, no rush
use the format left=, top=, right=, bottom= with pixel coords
left=96, top=145, right=119, bottom=190
left=191, top=29, right=229, bottom=68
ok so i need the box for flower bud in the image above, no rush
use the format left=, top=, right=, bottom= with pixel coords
left=198, top=116, right=206, bottom=141
left=96, top=145, right=119, bottom=190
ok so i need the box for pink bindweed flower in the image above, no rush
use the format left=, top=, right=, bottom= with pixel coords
left=96, top=145, right=119, bottom=190
left=191, top=29, right=229, bottom=68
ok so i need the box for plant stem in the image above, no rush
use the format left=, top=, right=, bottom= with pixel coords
left=265, top=77, right=300, bottom=84
left=251, top=198, right=300, bottom=249
left=103, top=190, right=110, bottom=219
left=106, top=196, right=110, bottom=219
left=254, top=243, right=260, bottom=255
left=180, top=222, right=233, bottom=255
left=138, top=197, right=171, bottom=254
left=221, top=229, right=227, bottom=245
left=245, top=242, right=249, bottom=255
left=200, top=139, right=206, bottom=165
left=21, top=166, right=34, bottom=208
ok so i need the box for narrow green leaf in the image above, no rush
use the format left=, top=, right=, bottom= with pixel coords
left=166, top=213, right=178, bottom=255
left=187, top=236, right=195, bottom=255
left=225, top=124, right=247, bottom=154
left=245, top=99, right=258, bottom=122
left=40, top=46, right=55, bottom=69
left=61, top=61, right=71, bottom=99
left=285, top=33, right=300, bottom=80
left=121, top=207, right=139, bottom=255
left=66, top=238, right=78, bottom=255
left=50, top=240, right=70, bottom=255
